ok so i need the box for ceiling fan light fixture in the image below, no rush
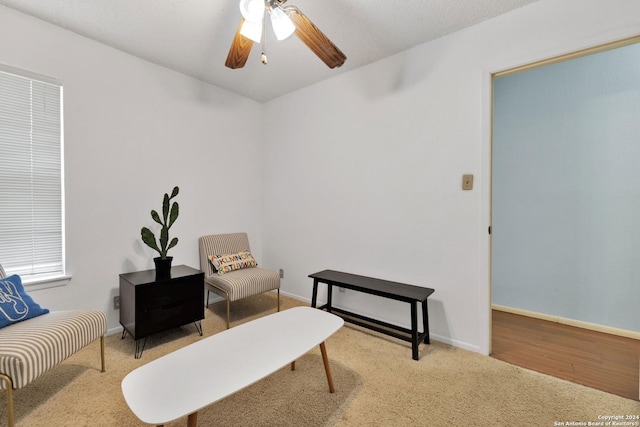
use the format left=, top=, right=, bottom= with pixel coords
left=239, top=0, right=265, bottom=22
left=226, top=1, right=346, bottom=70
left=269, top=6, right=295, bottom=41
left=240, top=18, right=263, bottom=43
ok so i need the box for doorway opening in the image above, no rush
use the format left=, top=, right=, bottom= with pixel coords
left=489, top=35, right=640, bottom=400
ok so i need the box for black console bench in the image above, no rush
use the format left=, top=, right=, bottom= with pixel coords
left=309, top=269, right=435, bottom=360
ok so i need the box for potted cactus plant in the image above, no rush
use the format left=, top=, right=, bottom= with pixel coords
left=141, top=186, right=179, bottom=278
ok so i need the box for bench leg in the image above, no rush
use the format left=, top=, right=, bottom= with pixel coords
left=422, top=299, right=430, bottom=344
left=311, top=279, right=319, bottom=308
left=319, top=342, right=335, bottom=393
left=411, top=302, right=419, bottom=361
left=1, top=374, right=15, bottom=427
left=100, top=336, right=106, bottom=372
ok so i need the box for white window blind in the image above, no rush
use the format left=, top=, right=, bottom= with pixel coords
left=0, top=66, right=64, bottom=281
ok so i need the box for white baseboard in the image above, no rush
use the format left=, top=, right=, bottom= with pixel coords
left=492, top=304, right=640, bottom=340
left=106, top=326, right=123, bottom=336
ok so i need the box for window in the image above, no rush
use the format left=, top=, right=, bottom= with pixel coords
left=0, top=65, right=64, bottom=282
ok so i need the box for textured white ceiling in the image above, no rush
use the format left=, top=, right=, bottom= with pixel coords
left=0, top=0, right=540, bottom=102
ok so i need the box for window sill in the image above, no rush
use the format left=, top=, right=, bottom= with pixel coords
left=24, top=275, right=71, bottom=291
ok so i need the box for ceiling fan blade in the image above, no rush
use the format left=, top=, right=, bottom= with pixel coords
left=284, top=6, right=346, bottom=69
left=225, top=18, right=254, bottom=69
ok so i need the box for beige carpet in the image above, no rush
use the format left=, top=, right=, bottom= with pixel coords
left=1, top=293, right=638, bottom=426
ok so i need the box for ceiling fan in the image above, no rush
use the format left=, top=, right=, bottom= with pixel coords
left=225, top=0, right=347, bottom=69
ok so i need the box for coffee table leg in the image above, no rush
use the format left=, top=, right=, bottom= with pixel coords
left=187, top=412, right=197, bottom=427
left=319, top=342, right=335, bottom=393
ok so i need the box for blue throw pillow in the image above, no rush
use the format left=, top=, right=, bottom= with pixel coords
left=0, top=274, right=49, bottom=328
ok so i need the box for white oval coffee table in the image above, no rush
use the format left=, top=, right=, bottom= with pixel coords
left=121, top=306, right=344, bottom=426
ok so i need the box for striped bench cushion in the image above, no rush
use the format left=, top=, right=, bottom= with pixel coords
left=0, top=310, right=106, bottom=389
left=206, top=267, right=280, bottom=302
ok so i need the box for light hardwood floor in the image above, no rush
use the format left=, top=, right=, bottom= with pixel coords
left=491, top=310, right=640, bottom=401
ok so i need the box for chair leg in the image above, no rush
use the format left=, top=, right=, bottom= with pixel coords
left=277, top=288, right=280, bottom=312
left=1, top=374, right=15, bottom=427
left=206, top=290, right=210, bottom=308
left=226, top=298, right=231, bottom=329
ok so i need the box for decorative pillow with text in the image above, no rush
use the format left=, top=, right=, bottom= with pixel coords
left=0, top=274, right=50, bottom=328
left=209, top=251, right=257, bottom=275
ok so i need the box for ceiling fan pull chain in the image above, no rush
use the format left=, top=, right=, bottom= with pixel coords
left=261, top=14, right=268, bottom=65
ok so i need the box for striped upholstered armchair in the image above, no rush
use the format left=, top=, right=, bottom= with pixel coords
left=0, top=263, right=106, bottom=427
left=198, top=232, right=280, bottom=328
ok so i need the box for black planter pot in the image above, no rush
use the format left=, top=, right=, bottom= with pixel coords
left=154, top=256, right=173, bottom=279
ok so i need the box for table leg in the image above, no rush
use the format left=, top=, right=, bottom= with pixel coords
left=319, top=342, right=335, bottom=393
left=311, top=279, right=319, bottom=308
left=187, top=412, right=197, bottom=427
left=327, top=284, right=333, bottom=313
left=135, top=338, right=148, bottom=359
left=411, top=302, right=419, bottom=361
left=422, top=299, right=430, bottom=344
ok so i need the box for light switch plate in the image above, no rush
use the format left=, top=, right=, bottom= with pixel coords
left=462, top=174, right=474, bottom=190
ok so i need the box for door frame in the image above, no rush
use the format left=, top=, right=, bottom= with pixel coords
left=484, top=34, right=640, bottom=354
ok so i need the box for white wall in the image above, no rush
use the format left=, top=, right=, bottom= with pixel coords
left=262, top=0, right=640, bottom=354
left=0, top=6, right=264, bottom=333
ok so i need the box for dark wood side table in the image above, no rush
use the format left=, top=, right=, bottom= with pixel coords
left=119, top=264, right=204, bottom=358
left=309, top=269, right=435, bottom=361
